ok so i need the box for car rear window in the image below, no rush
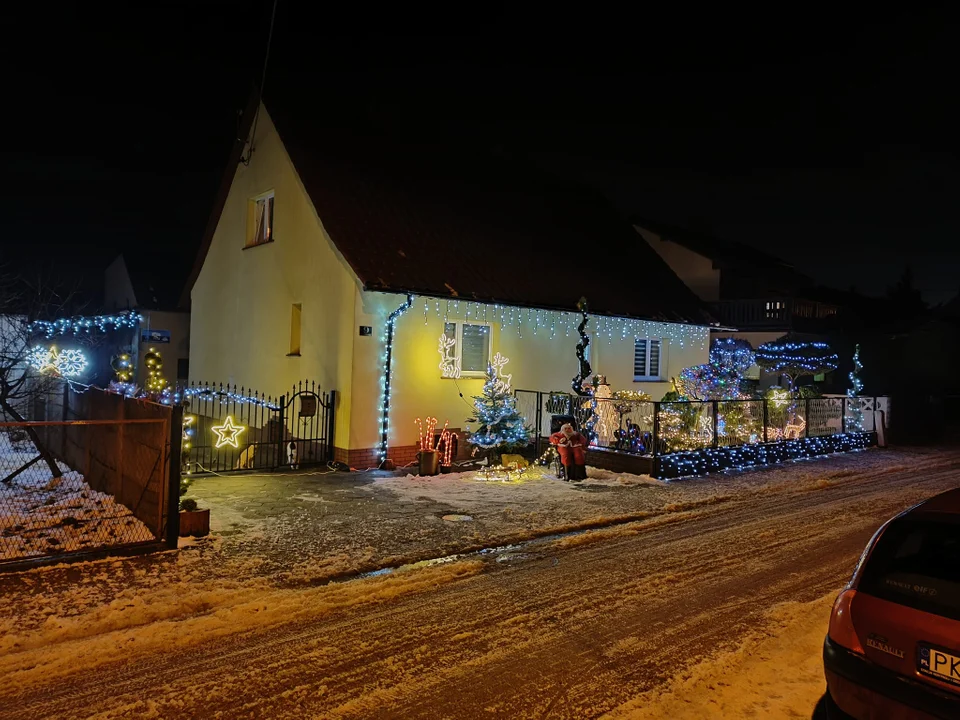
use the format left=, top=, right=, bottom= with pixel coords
left=859, top=518, right=960, bottom=621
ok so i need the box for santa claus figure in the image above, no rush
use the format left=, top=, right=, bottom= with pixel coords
left=550, top=423, right=588, bottom=481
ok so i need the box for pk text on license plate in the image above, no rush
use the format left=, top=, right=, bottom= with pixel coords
left=918, top=644, right=960, bottom=688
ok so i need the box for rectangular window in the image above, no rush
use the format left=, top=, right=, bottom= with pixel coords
left=633, top=339, right=662, bottom=381
left=246, top=192, right=274, bottom=248
left=289, top=303, right=301, bottom=356
left=442, top=322, right=490, bottom=377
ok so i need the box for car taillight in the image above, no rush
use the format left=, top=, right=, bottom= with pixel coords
left=828, top=588, right=864, bottom=655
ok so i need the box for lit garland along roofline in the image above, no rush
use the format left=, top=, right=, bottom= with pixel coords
left=29, top=310, right=143, bottom=339
left=373, top=291, right=711, bottom=347
left=366, top=286, right=712, bottom=326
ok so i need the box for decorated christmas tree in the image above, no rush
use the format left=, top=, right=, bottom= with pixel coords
left=466, top=354, right=532, bottom=461
left=846, top=344, right=864, bottom=431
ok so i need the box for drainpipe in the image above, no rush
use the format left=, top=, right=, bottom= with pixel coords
left=378, top=295, right=414, bottom=464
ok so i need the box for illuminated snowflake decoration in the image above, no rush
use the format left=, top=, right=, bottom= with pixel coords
left=27, top=345, right=88, bottom=378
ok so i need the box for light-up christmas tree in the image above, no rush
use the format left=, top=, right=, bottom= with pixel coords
left=466, top=356, right=532, bottom=462
left=143, top=348, right=168, bottom=394
left=847, top=344, right=864, bottom=431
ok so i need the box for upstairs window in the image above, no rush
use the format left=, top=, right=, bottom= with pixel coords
left=633, top=339, right=662, bottom=381
left=441, top=322, right=490, bottom=378
left=246, top=192, right=274, bottom=248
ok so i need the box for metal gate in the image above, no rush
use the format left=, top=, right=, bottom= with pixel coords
left=283, top=381, right=336, bottom=467
left=177, top=380, right=335, bottom=474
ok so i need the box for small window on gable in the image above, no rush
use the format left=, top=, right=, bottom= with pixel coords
left=441, top=322, right=490, bottom=377
left=633, top=339, right=663, bottom=381
left=289, top=303, right=301, bottom=356
left=246, top=192, right=274, bottom=248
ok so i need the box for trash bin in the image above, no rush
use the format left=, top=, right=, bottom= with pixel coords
left=418, top=449, right=440, bottom=476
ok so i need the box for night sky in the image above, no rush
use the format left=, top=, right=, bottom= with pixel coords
left=4, top=6, right=958, bottom=306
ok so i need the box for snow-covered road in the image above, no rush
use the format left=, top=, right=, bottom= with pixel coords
left=4, top=449, right=960, bottom=719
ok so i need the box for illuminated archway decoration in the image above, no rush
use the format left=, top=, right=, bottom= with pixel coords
left=212, top=415, right=245, bottom=449
left=27, top=345, right=88, bottom=378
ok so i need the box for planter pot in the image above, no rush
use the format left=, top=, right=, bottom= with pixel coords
left=418, top=449, right=440, bottom=476
left=179, top=509, right=210, bottom=537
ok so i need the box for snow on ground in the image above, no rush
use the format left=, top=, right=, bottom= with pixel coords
left=607, top=592, right=836, bottom=719
left=368, top=465, right=664, bottom=511
left=0, top=432, right=153, bottom=561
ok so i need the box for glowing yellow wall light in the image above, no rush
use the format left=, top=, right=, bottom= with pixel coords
left=212, top=415, right=245, bottom=449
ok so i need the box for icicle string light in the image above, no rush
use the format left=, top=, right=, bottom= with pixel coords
left=406, top=298, right=707, bottom=349
left=30, top=310, right=142, bottom=339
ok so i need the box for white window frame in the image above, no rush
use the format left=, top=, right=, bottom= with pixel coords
left=246, top=191, right=275, bottom=248
left=442, top=321, right=491, bottom=378
left=633, top=338, right=663, bottom=382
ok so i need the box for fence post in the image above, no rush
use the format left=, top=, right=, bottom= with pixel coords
left=803, top=398, right=810, bottom=438
left=652, top=402, right=661, bottom=456
left=841, top=397, right=847, bottom=433
left=165, top=404, right=183, bottom=548
left=762, top=399, right=768, bottom=443
left=276, top=397, right=286, bottom=471
left=535, top=391, right=543, bottom=458
left=712, top=400, right=719, bottom=448
left=327, top=389, right=337, bottom=463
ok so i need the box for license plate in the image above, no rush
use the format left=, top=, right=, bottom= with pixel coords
left=918, top=644, right=960, bottom=688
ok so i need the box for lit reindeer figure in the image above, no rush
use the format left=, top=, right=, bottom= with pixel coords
left=438, top=333, right=461, bottom=379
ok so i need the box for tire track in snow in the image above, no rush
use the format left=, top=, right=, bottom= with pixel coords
left=4, top=451, right=960, bottom=719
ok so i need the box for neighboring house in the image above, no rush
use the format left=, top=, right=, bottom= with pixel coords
left=181, top=96, right=714, bottom=467
left=104, top=255, right=190, bottom=387
left=633, top=218, right=853, bottom=387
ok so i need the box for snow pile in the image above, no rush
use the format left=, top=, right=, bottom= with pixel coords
left=0, top=432, right=154, bottom=560
left=607, top=592, right=836, bottom=719
left=370, top=465, right=663, bottom=511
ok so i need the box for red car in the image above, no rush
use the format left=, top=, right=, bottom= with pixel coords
left=823, top=487, right=960, bottom=719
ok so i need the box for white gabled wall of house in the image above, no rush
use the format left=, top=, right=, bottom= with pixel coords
left=189, top=105, right=358, bottom=451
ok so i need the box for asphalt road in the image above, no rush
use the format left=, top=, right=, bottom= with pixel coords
left=6, top=451, right=960, bottom=719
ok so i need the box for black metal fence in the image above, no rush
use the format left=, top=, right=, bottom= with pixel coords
left=176, top=380, right=335, bottom=474
left=515, top=390, right=884, bottom=459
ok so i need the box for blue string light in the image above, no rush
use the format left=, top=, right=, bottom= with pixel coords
left=656, top=432, right=874, bottom=480
left=30, top=310, right=143, bottom=339
left=378, top=295, right=414, bottom=461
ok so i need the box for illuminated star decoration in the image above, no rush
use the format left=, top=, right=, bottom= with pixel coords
left=212, top=415, right=245, bottom=449
left=27, top=345, right=88, bottom=378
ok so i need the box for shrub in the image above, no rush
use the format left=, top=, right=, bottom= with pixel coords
left=179, top=498, right=198, bottom=513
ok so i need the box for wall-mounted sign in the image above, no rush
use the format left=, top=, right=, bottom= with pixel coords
left=359, top=326, right=373, bottom=336
left=141, top=329, right=171, bottom=344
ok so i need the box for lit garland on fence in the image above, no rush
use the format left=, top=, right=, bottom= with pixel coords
left=378, top=295, right=414, bottom=461
left=30, top=310, right=142, bottom=339
left=418, top=297, right=707, bottom=348
left=656, top=432, right=874, bottom=479
left=165, top=385, right=281, bottom=410
left=27, top=345, right=88, bottom=377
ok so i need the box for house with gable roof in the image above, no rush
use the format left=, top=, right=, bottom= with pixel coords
left=181, top=90, right=715, bottom=468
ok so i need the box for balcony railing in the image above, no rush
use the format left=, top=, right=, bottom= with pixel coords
left=710, top=298, right=839, bottom=330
